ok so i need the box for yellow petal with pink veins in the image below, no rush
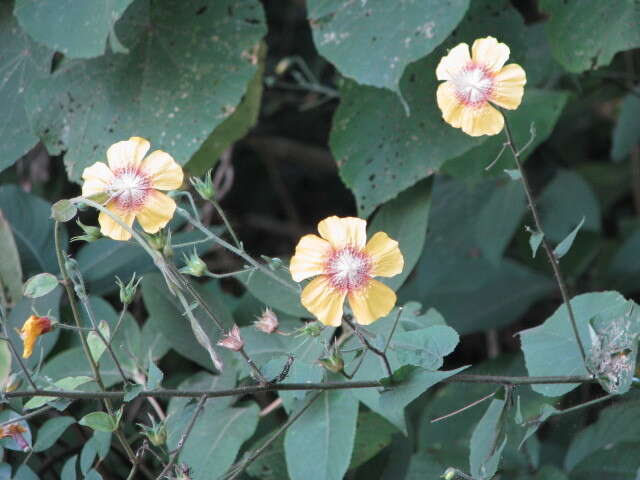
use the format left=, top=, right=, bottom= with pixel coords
left=300, top=275, right=346, bottom=327
left=290, top=234, right=332, bottom=282
left=137, top=191, right=176, bottom=234
left=317, top=216, right=367, bottom=250
left=436, top=43, right=471, bottom=81
left=437, top=81, right=466, bottom=129
left=140, top=150, right=184, bottom=190
left=471, top=37, right=510, bottom=72
left=490, top=63, right=527, bottom=110
left=364, top=232, right=404, bottom=277
left=98, top=202, right=136, bottom=241
left=459, top=103, right=504, bottom=137
left=106, top=137, right=150, bottom=171
left=348, top=279, right=396, bottom=326
left=81, top=162, right=114, bottom=197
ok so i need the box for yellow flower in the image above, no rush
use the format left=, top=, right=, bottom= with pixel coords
left=435, top=36, right=526, bottom=137
left=81, top=137, right=184, bottom=241
left=19, top=315, right=52, bottom=359
left=290, top=216, right=404, bottom=327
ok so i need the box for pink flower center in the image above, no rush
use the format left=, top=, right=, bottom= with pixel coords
left=453, top=62, right=494, bottom=107
left=108, top=167, right=151, bottom=210
left=325, top=247, right=371, bottom=291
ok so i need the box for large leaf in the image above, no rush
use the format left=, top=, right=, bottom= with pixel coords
left=539, top=0, right=640, bottom=73
left=367, top=180, right=430, bottom=290
left=519, top=291, right=639, bottom=397
left=469, top=399, right=508, bottom=480
left=25, top=0, right=267, bottom=182
left=611, top=89, right=640, bottom=162
left=167, top=400, right=259, bottom=480
left=14, top=0, right=133, bottom=59
left=306, top=0, right=469, bottom=92
left=0, top=3, right=53, bottom=173
left=606, top=229, right=640, bottom=292
left=239, top=267, right=307, bottom=317
left=285, top=390, right=359, bottom=480
left=329, top=0, right=528, bottom=216
left=349, top=411, right=398, bottom=470
left=400, top=175, right=553, bottom=334
left=0, top=209, right=23, bottom=307
left=142, top=273, right=232, bottom=370
left=0, top=185, right=67, bottom=276
left=32, top=416, right=76, bottom=452
left=571, top=442, right=640, bottom=480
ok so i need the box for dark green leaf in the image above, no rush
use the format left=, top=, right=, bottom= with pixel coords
left=469, top=399, right=508, bottom=480
left=612, top=90, right=640, bottom=162
left=13, top=466, right=38, bottom=480
left=307, top=0, right=469, bottom=92
left=246, top=433, right=288, bottom=480
left=349, top=411, right=398, bottom=470
left=33, top=416, right=75, bottom=452
left=553, top=216, right=585, bottom=259
left=239, top=267, right=306, bottom=317
left=367, top=180, right=430, bottom=290
left=23, top=272, right=58, bottom=298
left=571, top=442, right=640, bottom=480
left=0, top=210, right=23, bottom=307
left=25, top=0, right=267, bottom=182
left=405, top=451, right=446, bottom=480
left=285, top=391, right=359, bottom=480
left=539, top=0, right=640, bottom=73
left=60, top=455, right=77, bottom=480
left=24, top=376, right=93, bottom=410
left=50, top=199, right=77, bottom=223
left=146, top=358, right=163, bottom=390
left=393, top=325, right=459, bottom=370
left=0, top=3, right=53, bottom=172
left=14, top=0, right=133, bottom=58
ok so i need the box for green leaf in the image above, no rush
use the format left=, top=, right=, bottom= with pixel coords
left=330, top=0, right=527, bottom=216
left=14, top=0, right=133, bottom=59
left=367, top=180, right=431, bottom=290
left=571, top=442, right=640, bottom=480
left=246, top=433, right=288, bottom=480
left=33, top=416, right=75, bottom=452
left=516, top=402, right=557, bottom=450
left=553, top=216, right=585, bottom=260
left=0, top=3, right=53, bottom=173
left=40, top=349, right=121, bottom=391
left=564, top=400, right=640, bottom=471
left=393, top=325, right=459, bottom=370
left=145, top=358, right=163, bottom=390
left=24, top=376, right=93, bottom=409
left=123, top=384, right=143, bottom=402
left=87, top=320, right=110, bottom=363
left=349, top=411, right=398, bottom=470
left=539, top=0, right=640, bottom=73
left=61, top=455, right=78, bottom=480
left=25, top=0, right=267, bottom=182
left=80, top=440, right=97, bottom=475
left=612, top=90, right=640, bottom=162
left=0, top=210, right=23, bottom=307
left=239, top=267, right=307, bottom=317
left=0, top=185, right=68, bottom=276
left=50, top=199, right=77, bottom=223
left=0, top=343, right=10, bottom=391
left=400, top=175, right=553, bottom=334
left=379, top=365, right=468, bottom=413
left=285, top=390, right=359, bottom=480
left=142, top=274, right=232, bottom=370
left=533, top=466, right=569, bottom=480
left=23, top=272, right=58, bottom=298
left=519, top=291, right=638, bottom=397
left=469, top=399, right=508, bottom=480
left=307, top=0, right=469, bottom=93
left=79, top=412, right=117, bottom=432
left=186, top=43, right=265, bottom=175
left=529, top=230, right=544, bottom=258
left=13, top=466, right=38, bottom=480
left=167, top=401, right=259, bottom=480
left=6, top=285, right=62, bottom=369
left=606, top=229, right=640, bottom=292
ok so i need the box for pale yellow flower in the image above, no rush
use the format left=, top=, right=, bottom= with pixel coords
left=290, top=216, right=404, bottom=327
left=436, top=36, right=526, bottom=137
left=81, top=137, right=184, bottom=241
left=19, top=315, right=52, bottom=359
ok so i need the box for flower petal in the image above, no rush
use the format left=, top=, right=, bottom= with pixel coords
left=300, top=275, right=346, bottom=327
left=107, top=137, right=150, bottom=171
left=290, top=234, right=332, bottom=282
left=364, top=232, right=404, bottom=278
left=81, top=162, right=114, bottom=197
left=436, top=42, right=471, bottom=81
left=99, top=201, right=136, bottom=241
left=490, top=63, right=527, bottom=110
left=317, top=216, right=367, bottom=250
left=460, top=103, right=504, bottom=137
left=437, top=81, right=466, bottom=128
left=140, top=150, right=184, bottom=190
left=348, top=279, right=396, bottom=326
left=136, top=190, right=176, bottom=234
left=471, top=36, right=510, bottom=72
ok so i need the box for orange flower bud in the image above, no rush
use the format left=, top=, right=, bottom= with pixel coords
left=19, top=315, right=53, bottom=359
left=0, top=423, right=29, bottom=451
left=216, top=325, right=244, bottom=352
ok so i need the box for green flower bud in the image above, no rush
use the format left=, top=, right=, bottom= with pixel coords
left=189, top=170, right=216, bottom=201
left=115, top=273, right=142, bottom=305
left=179, top=249, right=207, bottom=277
left=71, top=219, right=102, bottom=243
left=295, top=322, right=323, bottom=338
left=319, top=352, right=344, bottom=373
left=442, top=468, right=457, bottom=480
left=137, top=414, right=167, bottom=447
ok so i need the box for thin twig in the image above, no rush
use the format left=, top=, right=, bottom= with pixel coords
left=0, top=332, right=38, bottom=391
left=430, top=391, right=497, bottom=423
left=343, top=316, right=393, bottom=378
left=155, top=395, right=207, bottom=479
left=0, top=406, right=54, bottom=427
left=502, top=114, right=589, bottom=368
left=383, top=307, right=403, bottom=354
